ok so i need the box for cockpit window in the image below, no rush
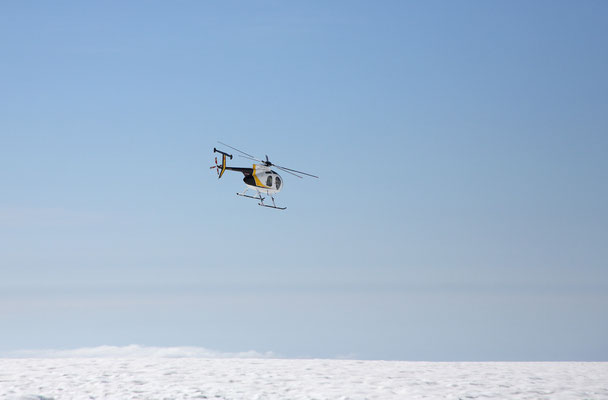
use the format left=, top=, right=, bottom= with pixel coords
left=266, top=175, right=273, bottom=187
left=275, top=176, right=281, bottom=189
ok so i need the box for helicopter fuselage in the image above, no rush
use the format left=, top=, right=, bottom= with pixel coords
left=226, top=164, right=283, bottom=195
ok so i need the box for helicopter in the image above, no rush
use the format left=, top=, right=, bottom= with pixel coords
left=211, top=141, right=318, bottom=210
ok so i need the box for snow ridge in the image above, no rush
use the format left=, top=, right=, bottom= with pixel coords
left=4, top=344, right=275, bottom=359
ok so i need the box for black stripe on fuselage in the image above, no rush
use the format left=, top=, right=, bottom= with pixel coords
left=224, top=167, right=267, bottom=189
left=243, top=175, right=256, bottom=187
left=225, top=167, right=253, bottom=176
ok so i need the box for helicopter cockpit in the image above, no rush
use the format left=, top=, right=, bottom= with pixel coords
left=264, top=171, right=282, bottom=190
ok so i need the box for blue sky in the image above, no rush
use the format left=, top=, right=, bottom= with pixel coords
left=1, top=1, right=607, bottom=360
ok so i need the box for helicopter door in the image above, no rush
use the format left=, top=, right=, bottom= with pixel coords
left=266, top=175, right=273, bottom=187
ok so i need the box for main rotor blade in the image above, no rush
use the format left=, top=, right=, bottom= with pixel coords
left=217, top=141, right=256, bottom=159
left=274, top=164, right=319, bottom=178
left=238, top=154, right=264, bottom=163
left=275, top=166, right=303, bottom=179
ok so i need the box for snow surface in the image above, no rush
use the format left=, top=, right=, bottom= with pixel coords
left=1, top=358, right=607, bottom=400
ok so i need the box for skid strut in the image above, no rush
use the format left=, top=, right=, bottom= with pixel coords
left=259, top=195, right=286, bottom=210
left=235, top=188, right=286, bottom=210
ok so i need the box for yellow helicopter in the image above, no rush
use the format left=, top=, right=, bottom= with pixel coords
left=211, top=142, right=318, bottom=210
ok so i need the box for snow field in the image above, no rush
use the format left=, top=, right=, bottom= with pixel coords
left=1, top=359, right=607, bottom=400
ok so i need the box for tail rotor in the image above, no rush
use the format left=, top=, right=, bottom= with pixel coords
left=212, top=148, right=233, bottom=179
left=210, top=157, right=220, bottom=177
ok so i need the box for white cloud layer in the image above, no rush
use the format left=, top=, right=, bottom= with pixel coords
left=5, top=345, right=276, bottom=359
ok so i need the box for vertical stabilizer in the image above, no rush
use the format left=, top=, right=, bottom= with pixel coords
left=213, top=147, right=233, bottom=179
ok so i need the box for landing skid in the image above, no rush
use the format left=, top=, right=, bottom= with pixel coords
left=259, top=203, right=286, bottom=210
left=236, top=189, right=286, bottom=210
left=236, top=193, right=263, bottom=200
